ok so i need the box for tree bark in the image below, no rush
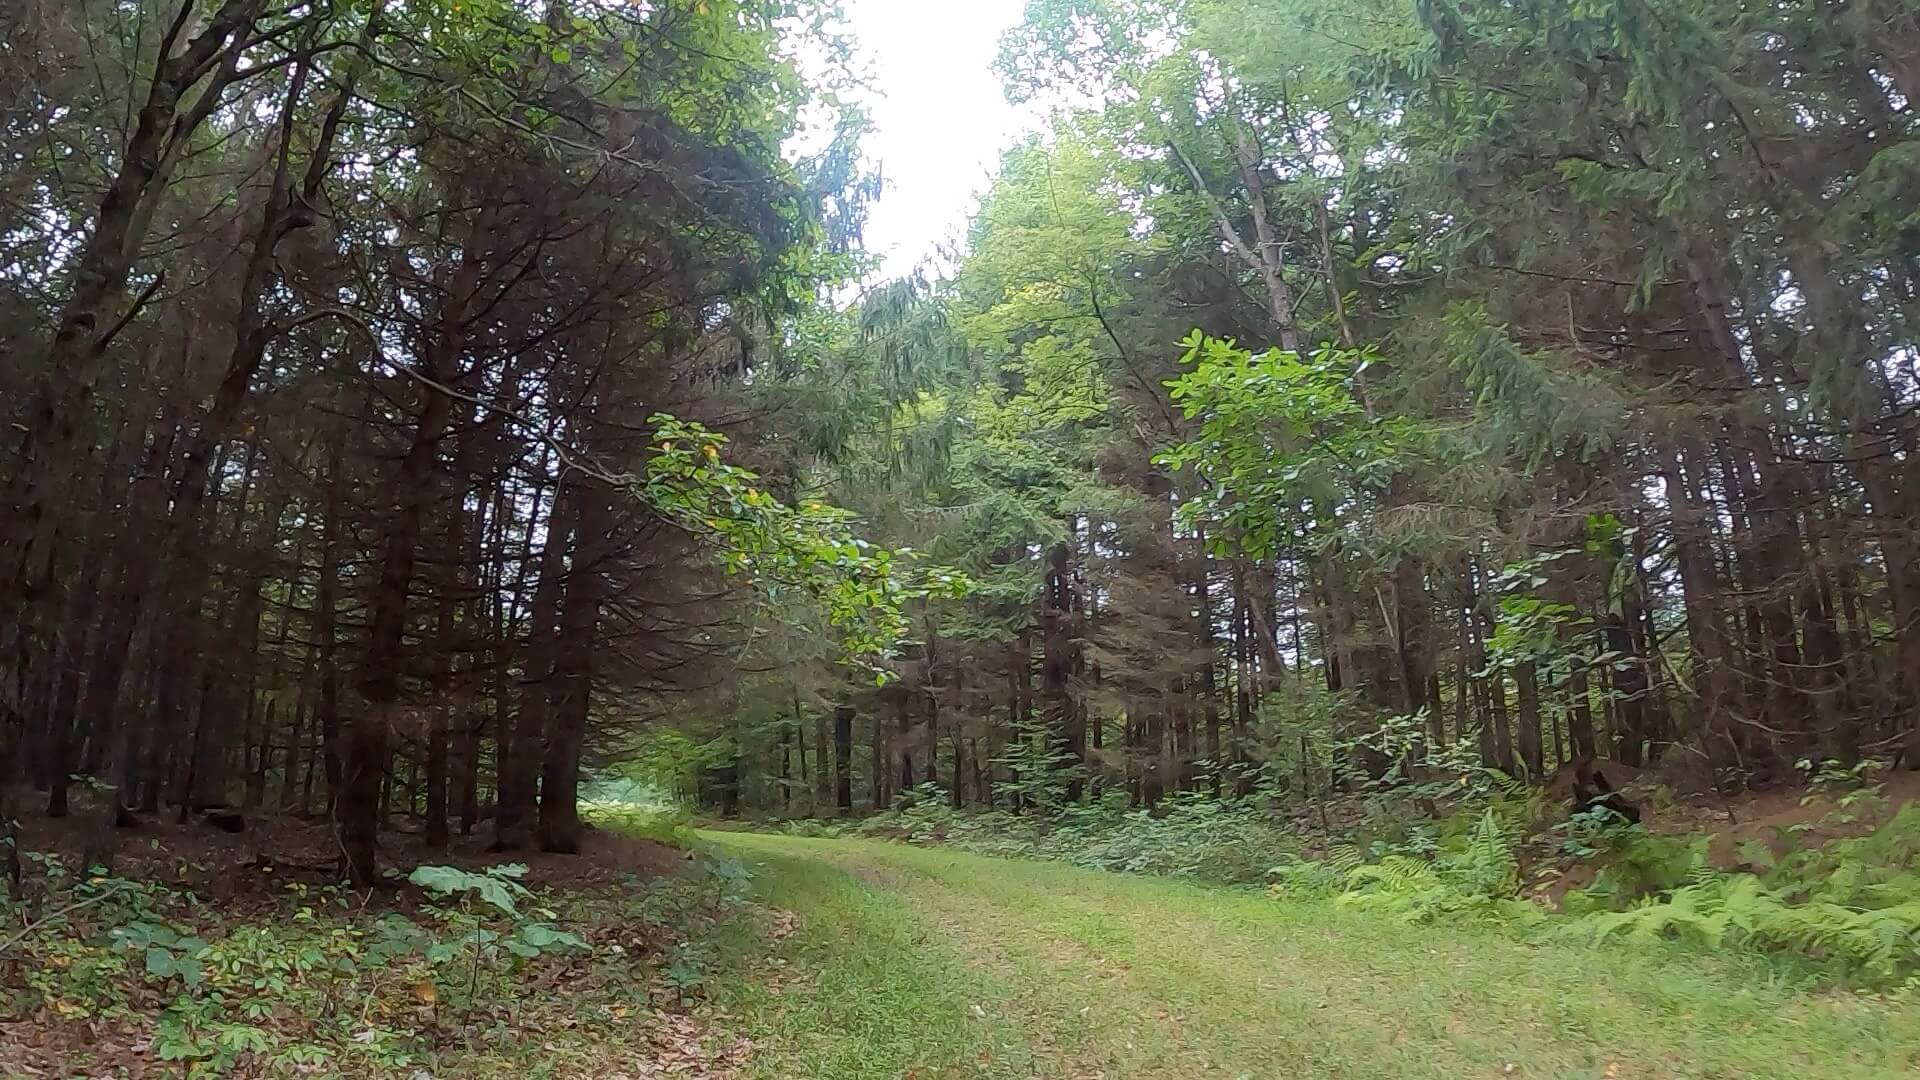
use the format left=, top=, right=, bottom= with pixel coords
left=833, top=703, right=854, bottom=812
left=1043, top=540, right=1079, bottom=796
left=496, top=483, right=571, bottom=851
left=538, top=468, right=605, bottom=854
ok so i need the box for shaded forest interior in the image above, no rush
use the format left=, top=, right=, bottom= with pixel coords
left=5, top=0, right=1920, bottom=893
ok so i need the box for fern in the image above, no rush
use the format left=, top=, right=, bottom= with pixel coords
left=1325, top=845, right=1366, bottom=877
left=1447, top=808, right=1520, bottom=898
left=1575, top=873, right=1920, bottom=985
left=1344, top=854, right=1442, bottom=894
left=1683, top=859, right=1721, bottom=889
left=1324, top=808, right=1529, bottom=924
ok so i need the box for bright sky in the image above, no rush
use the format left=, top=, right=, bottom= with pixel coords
left=843, top=0, right=1035, bottom=280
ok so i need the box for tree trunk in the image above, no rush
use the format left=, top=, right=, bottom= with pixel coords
left=1568, top=665, right=1598, bottom=761
left=1043, top=540, right=1079, bottom=797
left=538, top=470, right=604, bottom=855
left=345, top=197, right=494, bottom=885
left=833, top=704, right=854, bottom=812
left=1514, top=661, right=1545, bottom=778
left=813, top=710, right=832, bottom=814
left=1661, top=442, right=1736, bottom=760
left=424, top=597, right=454, bottom=851
left=497, top=483, right=571, bottom=851
left=893, top=682, right=911, bottom=806
left=780, top=725, right=792, bottom=814
left=2, top=738, right=22, bottom=898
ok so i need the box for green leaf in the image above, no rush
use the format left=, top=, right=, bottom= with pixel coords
left=145, top=947, right=178, bottom=980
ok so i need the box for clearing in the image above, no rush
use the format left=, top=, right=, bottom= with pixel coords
left=702, top=831, right=1920, bottom=1080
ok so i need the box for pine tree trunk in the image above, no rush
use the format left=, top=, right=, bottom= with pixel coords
left=1662, top=442, right=1736, bottom=761
left=346, top=195, right=494, bottom=884
left=1514, top=661, right=1544, bottom=778
left=897, top=681, right=915, bottom=804
left=1568, top=666, right=1598, bottom=761
left=496, top=484, right=571, bottom=851
left=972, top=737, right=988, bottom=806
left=813, top=711, right=831, bottom=814
left=834, top=704, right=854, bottom=812
left=425, top=599, right=454, bottom=851
left=793, top=693, right=809, bottom=813
left=538, top=472, right=604, bottom=855
left=780, top=725, right=792, bottom=814
left=280, top=683, right=310, bottom=813
left=2, top=733, right=22, bottom=899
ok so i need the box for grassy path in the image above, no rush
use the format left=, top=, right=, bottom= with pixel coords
left=701, top=831, right=1920, bottom=1080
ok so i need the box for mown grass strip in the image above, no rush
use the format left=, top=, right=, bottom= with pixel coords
left=708, top=834, right=1920, bottom=1080
left=702, top=833, right=1079, bottom=1079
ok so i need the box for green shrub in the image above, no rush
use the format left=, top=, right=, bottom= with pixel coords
left=1575, top=873, right=1920, bottom=986
left=4, top=862, right=616, bottom=1075
left=778, top=818, right=846, bottom=838
left=837, top=786, right=1299, bottom=886
left=1265, top=853, right=1346, bottom=898
left=1055, top=794, right=1298, bottom=885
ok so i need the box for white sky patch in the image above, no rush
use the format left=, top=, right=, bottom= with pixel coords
left=844, top=0, right=1036, bottom=280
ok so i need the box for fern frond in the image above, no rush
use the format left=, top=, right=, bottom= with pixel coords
left=1346, top=855, right=1442, bottom=894
left=1326, top=845, right=1365, bottom=876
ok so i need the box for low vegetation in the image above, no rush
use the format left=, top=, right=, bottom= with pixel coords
left=806, top=784, right=1301, bottom=886
left=6, top=781, right=1917, bottom=1076
left=0, top=801, right=754, bottom=1077
left=806, top=765, right=1920, bottom=993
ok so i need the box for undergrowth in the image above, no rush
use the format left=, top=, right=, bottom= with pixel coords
left=0, top=844, right=754, bottom=1077
left=580, top=795, right=696, bottom=846
left=1567, top=805, right=1920, bottom=990
left=1283, top=794, right=1920, bottom=992
left=791, top=773, right=1920, bottom=992
left=796, top=784, right=1300, bottom=887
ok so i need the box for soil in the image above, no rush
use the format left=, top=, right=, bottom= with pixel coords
left=1653, top=768, right=1920, bottom=872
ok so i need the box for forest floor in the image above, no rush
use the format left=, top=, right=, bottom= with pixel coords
left=697, top=831, right=1920, bottom=1080
left=7, top=796, right=1919, bottom=1077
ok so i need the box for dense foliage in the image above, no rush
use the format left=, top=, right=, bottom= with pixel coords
left=644, top=0, right=1920, bottom=831
left=0, top=0, right=927, bottom=887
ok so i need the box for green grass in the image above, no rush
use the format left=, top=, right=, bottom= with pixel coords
left=701, top=831, right=1920, bottom=1080
left=699, top=839, right=1067, bottom=1078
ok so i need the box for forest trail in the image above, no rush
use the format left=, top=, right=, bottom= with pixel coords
left=701, top=832, right=1920, bottom=1080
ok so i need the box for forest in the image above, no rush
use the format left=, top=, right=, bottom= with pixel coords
left=4, top=0, right=1920, bottom=1076
left=685, top=0, right=1920, bottom=822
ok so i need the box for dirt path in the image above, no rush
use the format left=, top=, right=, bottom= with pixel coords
left=703, top=832, right=1920, bottom=1080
